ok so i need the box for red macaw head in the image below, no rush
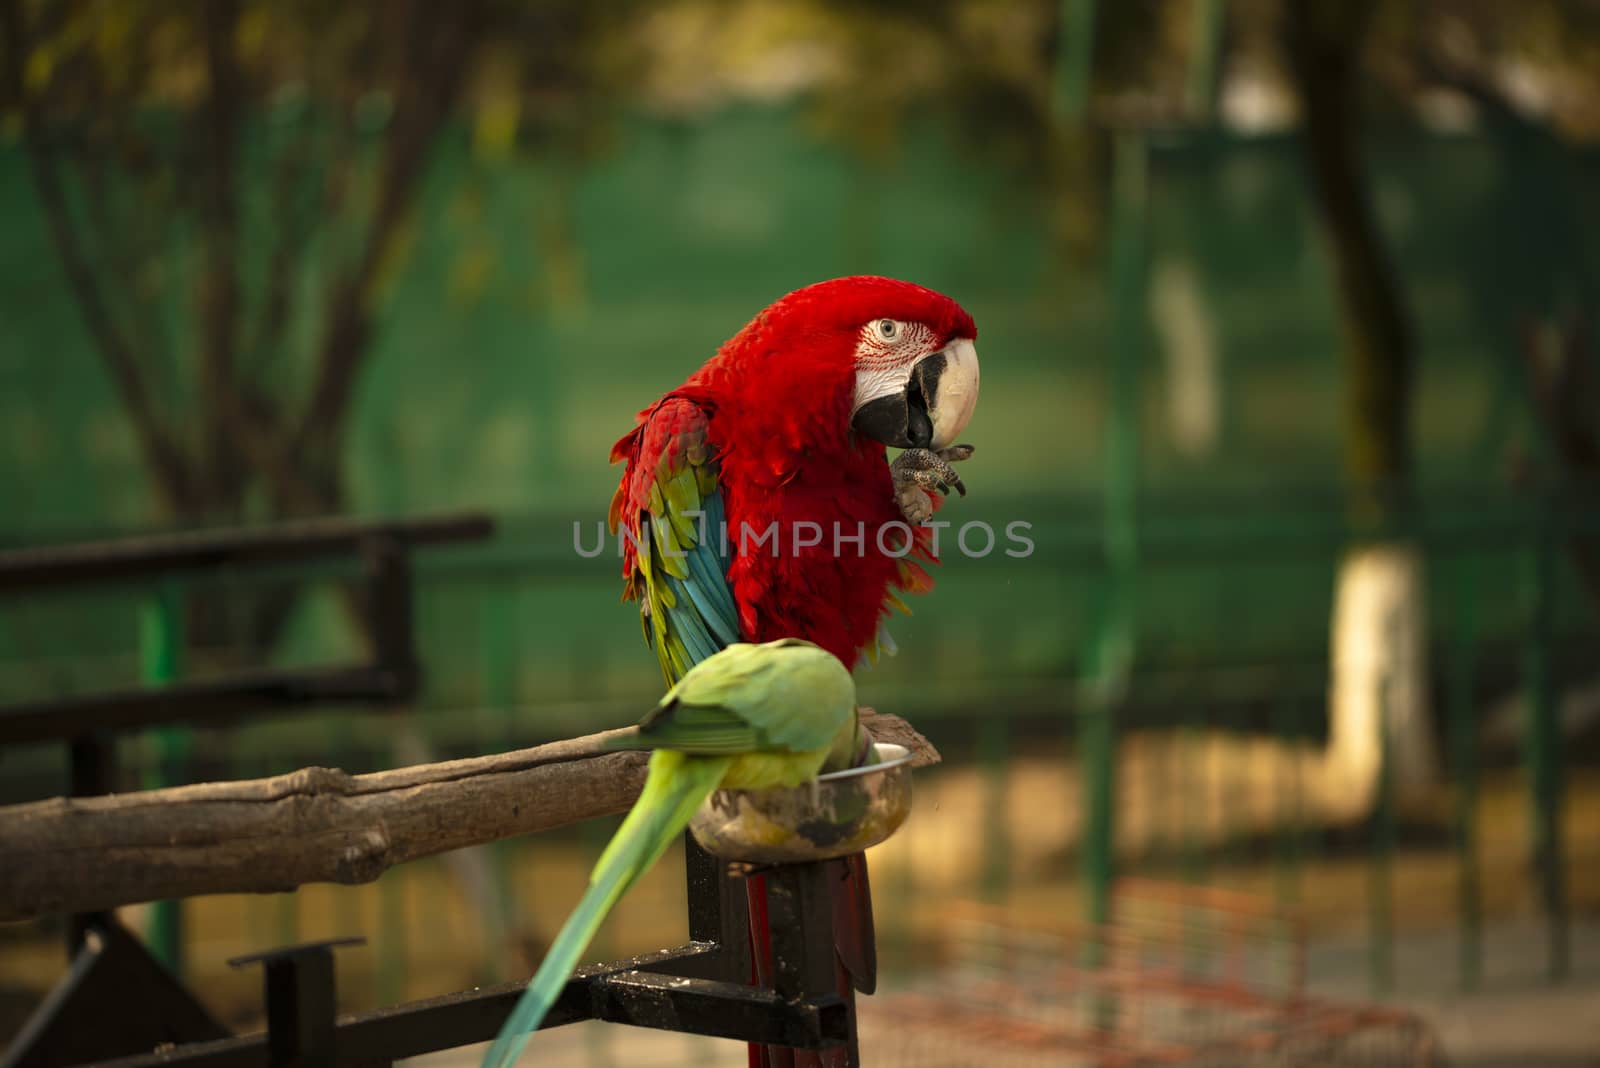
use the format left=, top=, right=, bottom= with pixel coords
left=713, top=275, right=980, bottom=452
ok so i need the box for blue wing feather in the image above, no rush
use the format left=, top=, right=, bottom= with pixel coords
left=664, top=572, right=722, bottom=663
left=683, top=540, right=740, bottom=646
left=618, top=398, right=745, bottom=682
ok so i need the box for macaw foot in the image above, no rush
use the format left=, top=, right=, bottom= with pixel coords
left=891, top=444, right=974, bottom=524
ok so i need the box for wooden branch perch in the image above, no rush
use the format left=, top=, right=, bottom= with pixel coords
left=0, top=710, right=938, bottom=922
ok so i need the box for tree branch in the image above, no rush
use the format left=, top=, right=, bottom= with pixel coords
left=197, top=0, right=245, bottom=514
left=0, top=710, right=939, bottom=921
left=0, top=0, right=194, bottom=516
left=1283, top=0, right=1414, bottom=528
left=1523, top=322, right=1600, bottom=612
left=295, top=0, right=483, bottom=460
left=242, top=103, right=327, bottom=385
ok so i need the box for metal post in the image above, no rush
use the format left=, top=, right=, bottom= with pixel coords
left=1080, top=688, right=1118, bottom=935
left=765, top=864, right=838, bottom=1001
left=369, top=535, right=416, bottom=1006
left=1523, top=527, right=1569, bottom=981
left=230, top=938, right=365, bottom=1068
left=140, top=582, right=187, bottom=975
left=764, top=861, right=855, bottom=1067
left=1370, top=650, right=1395, bottom=995
left=66, top=735, right=115, bottom=952
left=1449, top=559, right=1483, bottom=989
left=1082, top=129, right=1148, bottom=934
left=683, top=834, right=750, bottom=977
left=367, top=537, right=418, bottom=696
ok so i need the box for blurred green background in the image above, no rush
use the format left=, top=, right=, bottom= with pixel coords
left=2, top=1, right=1599, bottom=1064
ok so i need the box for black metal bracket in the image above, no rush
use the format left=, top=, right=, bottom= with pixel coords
left=0, top=514, right=491, bottom=748
left=588, top=971, right=847, bottom=1047
left=3, top=831, right=858, bottom=1067
left=226, top=939, right=365, bottom=1068
left=1, top=920, right=229, bottom=1068
left=38, top=850, right=850, bottom=1067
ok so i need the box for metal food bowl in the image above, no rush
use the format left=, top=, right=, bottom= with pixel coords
left=689, top=743, right=914, bottom=863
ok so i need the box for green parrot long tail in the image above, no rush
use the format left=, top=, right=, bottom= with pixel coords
left=481, top=750, right=733, bottom=1068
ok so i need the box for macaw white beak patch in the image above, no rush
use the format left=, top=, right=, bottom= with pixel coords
left=851, top=337, right=980, bottom=450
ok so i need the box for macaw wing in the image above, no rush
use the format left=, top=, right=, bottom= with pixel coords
left=609, top=396, right=740, bottom=686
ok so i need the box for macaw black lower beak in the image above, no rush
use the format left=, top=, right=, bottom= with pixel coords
left=851, top=339, right=979, bottom=450
left=851, top=354, right=940, bottom=449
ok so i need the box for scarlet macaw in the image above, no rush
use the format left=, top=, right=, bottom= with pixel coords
left=609, top=275, right=979, bottom=676
left=607, top=276, right=979, bottom=1064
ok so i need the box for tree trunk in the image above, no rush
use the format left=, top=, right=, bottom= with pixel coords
left=1283, top=0, right=1436, bottom=793
left=1327, top=543, right=1434, bottom=810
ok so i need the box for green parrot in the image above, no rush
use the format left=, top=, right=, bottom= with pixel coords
left=482, top=638, right=873, bottom=1068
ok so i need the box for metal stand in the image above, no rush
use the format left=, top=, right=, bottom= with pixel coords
left=7, top=840, right=857, bottom=1067
left=2, top=921, right=228, bottom=1068
left=227, top=939, right=367, bottom=1068
left=0, top=517, right=864, bottom=1066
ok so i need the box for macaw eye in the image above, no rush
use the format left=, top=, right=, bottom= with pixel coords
left=876, top=319, right=899, bottom=341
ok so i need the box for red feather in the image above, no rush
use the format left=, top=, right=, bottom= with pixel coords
left=607, top=277, right=977, bottom=1060
left=610, top=276, right=976, bottom=668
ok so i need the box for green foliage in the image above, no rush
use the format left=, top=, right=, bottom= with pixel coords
left=0, top=0, right=663, bottom=534
left=3, top=0, right=1600, bottom=693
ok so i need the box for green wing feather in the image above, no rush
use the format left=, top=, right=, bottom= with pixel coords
left=612, top=401, right=741, bottom=685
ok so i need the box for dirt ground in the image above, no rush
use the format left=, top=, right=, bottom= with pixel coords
left=398, top=918, right=1600, bottom=1068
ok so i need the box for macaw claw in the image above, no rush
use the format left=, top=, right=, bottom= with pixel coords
left=891, top=444, right=975, bottom=523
